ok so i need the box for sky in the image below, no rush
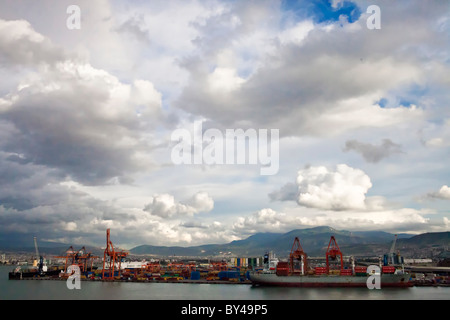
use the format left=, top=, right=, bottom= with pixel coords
left=0, top=0, right=449, bottom=249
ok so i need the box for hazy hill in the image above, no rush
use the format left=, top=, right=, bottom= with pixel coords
left=129, top=226, right=425, bottom=258
left=3, top=227, right=448, bottom=260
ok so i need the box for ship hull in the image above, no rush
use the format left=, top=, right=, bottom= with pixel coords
left=8, top=269, right=62, bottom=280
left=248, top=272, right=412, bottom=288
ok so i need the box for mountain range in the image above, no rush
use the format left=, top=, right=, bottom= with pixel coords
left=1, top=226, right=448, bottom=260
left=129, top=226, right=449, bottom=259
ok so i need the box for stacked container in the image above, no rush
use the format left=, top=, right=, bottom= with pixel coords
left=218, top=270, right=241, bottom=280
left=340, top=268, right=353, bottom=276
left=275, top=262, right=289, bottom=276
left=382, top=266, right=396, bottom=274
left=315, top=267, right=328, bottom=275
left=355, top=266, right=367, bottom=276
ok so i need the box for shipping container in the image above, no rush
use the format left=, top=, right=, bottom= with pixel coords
left=276, top=262, right=289, bottom=276
left=355, top=266, right=367, bottom=272
left=329, top=269, right=340, bottom=275
left=382, top=266, right=396, bottom=274
left=314, top=267, right=328, bottom=275
left=340, top=269, right=353, bottom=276
left=218, top=270, right=240, bottom=280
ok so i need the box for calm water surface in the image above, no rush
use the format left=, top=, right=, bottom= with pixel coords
left=1, top=266, right=448, bottom=300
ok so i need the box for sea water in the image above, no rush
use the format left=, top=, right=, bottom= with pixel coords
left=1, top=265, right=448, bottom=300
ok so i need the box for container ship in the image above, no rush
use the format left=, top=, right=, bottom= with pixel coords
left=248, top=236, right=412, bottom=288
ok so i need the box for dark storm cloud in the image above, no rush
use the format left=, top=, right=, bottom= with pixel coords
left=343, top=139, right=403, bottom=163
left=0, top=18, right=162, bottom=244
left=0, top=19, right=164, bottom=185
left=0, top=149, right=136, bottom=245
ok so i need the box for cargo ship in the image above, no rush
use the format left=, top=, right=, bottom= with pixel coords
left=248, top=236, right=413, bottom=288
left=8, top=264, right=65, bottom=280
left=248, top=271, right=411, bottom=287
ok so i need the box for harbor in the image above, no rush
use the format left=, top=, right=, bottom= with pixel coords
left=5, top=229, right=450, bottom=288
left=1, top=264, right=449, bottom=301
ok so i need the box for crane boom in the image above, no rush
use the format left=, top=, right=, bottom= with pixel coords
left=389, top=234, right=397, bottom=254
left=34, top=236, right=39, bottom=260
left=33, top=236, right=44, bottom=273
left=389, top=234, right=398, bottom=265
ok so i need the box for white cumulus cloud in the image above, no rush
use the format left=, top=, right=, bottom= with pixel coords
left=426, top=185, right=450, bottom=200
left=296, top=164, right=372, bottom=211
left=143, top=192, right=214, bottom=218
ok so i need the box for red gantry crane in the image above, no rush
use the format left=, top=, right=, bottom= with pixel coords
left=289, top=237, right=308, bottom=275
left=325, top=236, right=343, bottom=272
left=55, top=246, right=98, bottom=276
left=102, top=229, right=128, bottom=280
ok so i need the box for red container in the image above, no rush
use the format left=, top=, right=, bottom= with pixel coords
left=314, top=267, right=328, bottom=275
left=276, top=262, right=289, bottom=276
left=382, top=266, right=396, bottom=274
left=340, top=269, right=353, bottom=276
left=355, top=267, right=367, bottom=272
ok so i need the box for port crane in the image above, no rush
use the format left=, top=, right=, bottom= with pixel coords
left=325, top=236, right=343, bottom=271
left=384, top=234, right=404, bottom=265
left=389, top=234, right=398, bottom=264
left=102, top=228, right=128, bottom=280
left=33, top=237, right=44, bottom=274
left=55, top=246, right=98, bottom=275
left=289, top=237, right=308, bottom=275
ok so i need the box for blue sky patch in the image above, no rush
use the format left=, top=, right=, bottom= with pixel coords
left=282, top=0, right=362, bottom=24
left=376, top=98, right=388, bottom=108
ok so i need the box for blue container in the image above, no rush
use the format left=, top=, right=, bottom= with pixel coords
left=228, top=271, right=240, bottom=279
left=218, top=270, right=241, bottom=280
left=190, top=271, right=201, bottom=280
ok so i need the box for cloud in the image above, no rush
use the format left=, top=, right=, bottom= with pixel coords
left=296, top=164, right=372, bottom=211
left=0, top=19, right=165, bottom=185
left=0, top=155, right=135, bottom=245
left=268, top=182, right=298, bottom=202
left=343, top=139, right=403, bottom=163
left=232, top=206, right=431, bottom=236
left=143, top=192, right=214, bottom=218
left=0, top=1, right=448, bottom=247
left=259, top=162, right=440, bottom=234
left=426, top=185, right=450, bottom=200
left=174, top=0, right=443, bottom=137
left=419, top=118, right=450, bottom=148
left=115, top=15, right=151, bottom=45
left=188, top=191, right=215, bottom=213
left=271, top=164, right=409, bottom=212
left=233, top=208, right=288, bottom=234
left=0, top=19, right=66, bottom=66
